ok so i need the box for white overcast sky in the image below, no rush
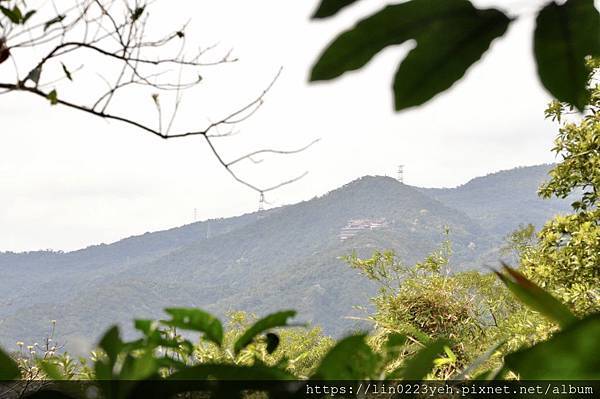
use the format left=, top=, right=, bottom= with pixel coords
left=0, top=0, right=579, bottom=252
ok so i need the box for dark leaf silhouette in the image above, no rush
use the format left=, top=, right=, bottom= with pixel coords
left=310, top=0, right=510, bottom=111
left=534, top=0, right=600, bottom=111
left=312, top=0, right=361, bottom=19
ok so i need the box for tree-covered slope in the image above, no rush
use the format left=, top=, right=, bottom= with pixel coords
left=421, top=164, right=572, bottom=235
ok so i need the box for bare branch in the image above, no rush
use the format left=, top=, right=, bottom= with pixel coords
left=226, top=139, right=321, bottom=168
left=0, top=1, right=314, bottom=197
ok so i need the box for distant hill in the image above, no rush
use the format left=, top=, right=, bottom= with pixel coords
left=0, top=165, right=573, bottom=353
left=421, top=164, right=570, bottom=235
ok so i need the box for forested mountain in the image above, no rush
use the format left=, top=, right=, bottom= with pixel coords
left=0, top=165, right=572, bottom=353
left=421, top=164, right=572, bottom=235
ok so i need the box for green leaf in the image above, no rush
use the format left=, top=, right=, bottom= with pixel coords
left=311, top=334, right=380, bottom=380
left=94, top=361, right=112, bottom=381
left=132, top=319, right=194, bottom=354
left=95, top=326, right=123, bottom=380
left=22, top=9, right=36, bottom=24
left=119, top=351, right=158, bottom=380
left=0, top=347, right=20, bottom=379
left=505, top=313, right=600, bottom=379
left=388, top=339, right=449, bottom=380
left=0, top=5, right=22, bottom=24
left=131, top=6, right=145, bottom=22
left=312, top=0, right=361, bottom=19
left=38, top=360, right=67, bottom=380
left=393, top=7, right=510, bottom=110
left=98, top=325, right=123, bottom=366
left=162, top=308, right=223, bottom=347
left=534, top=0, right=600, bottom=111
left=27, top=65, right=42, bottom=85
left=168, top=363, right=295, bottom=380
left=265, top=333, right=280, bottom=354
left=454, top=341, right=504, bottom=380
left=495, top=265, right=577, bottom=329
left=311, top=0, right=510, bottom=110
left=61, top=63, right=72, bottom=81
left=433, top=345, right=457, bottom=366
left=44, top=15, right=65, bottom=31
left=234, top=310, right=296, bottom=355
left=133, top=319, right=155, bottom=336
left=383, top=333, right=407, bottom=359
left=47, top=89, right=58, bottom=105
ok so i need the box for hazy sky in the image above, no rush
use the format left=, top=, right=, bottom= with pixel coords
left=0, top=0, right=570, bottom=252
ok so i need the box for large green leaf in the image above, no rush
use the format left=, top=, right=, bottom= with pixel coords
left=162, top=308, right=223, bottom=347
left=505, top=313, right=600, bottom=379
left=383, top=333, right=407, bottom=359
left=311, top=334, right=380, bottom=380
left=495, top=265, right=577, bottom=329
left=387, top=339, right=449, bottom=380
left=0, top=347, right=20, bottom=380
left=95, top=325, right=123, bottom=380
left=119, top=351, right=158, bottom=380
left=98, top=325, right=123, bottom=365
left=312, top=0, right=361, bottom=19
left=311, top=0, right=510, bottom=110
left=38, top=360, right=67, bottom=380
left=234, top=310, right=296, bottom=355
left=393, top=7, right=510, bottom=110
left=534, top=0, right=600, bottom=111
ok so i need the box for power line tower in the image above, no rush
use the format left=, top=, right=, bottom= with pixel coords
left=397, top=165, right=404, bottom=183
left=258, top=192, right=265, bottom=212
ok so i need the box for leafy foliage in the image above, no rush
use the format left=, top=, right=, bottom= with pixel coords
left=494, top=265, right=577, bottom=329
left=233, top=310, right=296, bottom=355
left=521, top=61, right=600, bottom=315
left=161, top=308, right=224, bottom=347
left=345, top=240, right=518, bottom=378
left=310, top=0, right=600, bottom=111
left=311, top=334, right=378, bottom=380
left=3, top=276, right=597, bottom=398
left=505, top=313, right=600, bottom=379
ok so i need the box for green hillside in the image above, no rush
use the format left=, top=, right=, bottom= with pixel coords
left=0, top=166, right=572, bottom=353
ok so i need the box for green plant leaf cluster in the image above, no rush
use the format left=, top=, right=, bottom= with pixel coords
left=0, top=3, right=35, bottom=26
left=520, top=68, right=600, bottom=315
left=3, top=262, right=599, bottom=397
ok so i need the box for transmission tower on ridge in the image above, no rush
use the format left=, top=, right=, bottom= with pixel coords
left=397, top=165, right=404, bottom=183
left=258, top=192, right=265, bottom=212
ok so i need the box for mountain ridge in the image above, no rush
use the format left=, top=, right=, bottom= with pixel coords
left=0, top=164, right=573, bottom=353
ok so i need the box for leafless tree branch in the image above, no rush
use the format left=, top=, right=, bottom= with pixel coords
left=0, top=0, right=315, bottom=201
